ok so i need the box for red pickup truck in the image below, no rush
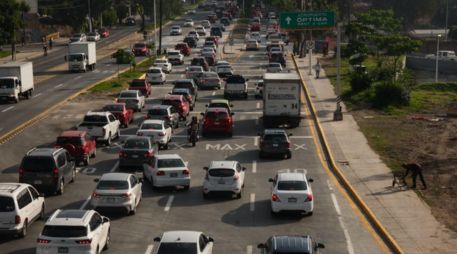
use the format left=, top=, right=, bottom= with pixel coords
left=103, top=103, right=134, bottom=128
left=129, top=79, right=151, bottom=97
left=55, top=131, right=97, bottom=166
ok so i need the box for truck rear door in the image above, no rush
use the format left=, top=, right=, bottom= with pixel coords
left=264, top=83, right=300, bottom=116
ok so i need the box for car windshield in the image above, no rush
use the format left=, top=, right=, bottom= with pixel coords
left=206, top=111, right=228, bottom=119
left=21, top=157, right=55, bottom=172
left=163, top=100, right=181, bottom=107
left=168, top=52, right=179, bottom=56
left=263, top=134, right=287, bottom=142
left=56, top=137, right=83, bottom=146
left=269, top=63, right=280, bottom=67
left=157, top=243, right=197, bottom=254
left=124, top=139, right=149, bottom=149
left=134, top=43, right=146, bottom=48
left=209, top=103, right=228, bottom=109
left=119, top=92, right=136, bottom=98
left=186, top=19, right=193, bottom=22
left=72, top=34, right=82, bottom=38
left=226, top=76, right=245, bottom=83
left=277, top=181, right=307, bottom=191
left=172, top=26, right=180, bottom=29
left=204, top=73, right=219, bottom=78
left=97, top=180, right=129, bottom=190
left=141, top=123, right=163, bottom=130
left=0, top=196, right=15, bottom=212
left=209, top=168, right=235, bottom=177
left=130, top=81, right=145, bottom=87
left=157, top=158, right=185, bottom=168
left=148, top=109, right=167, bottom=115
left=148, top=69, right=161, bottom=74
left=88, top=32, right=97, bottom=36
left=68, top=54, right=84, bottom=61
left=103, top=105, right=124, bottom=112
left=188, top=67, right=202, bottom=72
left=0, top=79, right=15, bottom=89
left=42, top=226, right=87, bottom=237
left=83, top=115, right=108, bottom=123
left=156, top=60, right=167, bottom=64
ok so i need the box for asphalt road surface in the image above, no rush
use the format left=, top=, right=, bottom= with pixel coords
left=0, top=7, right=386, bottom=254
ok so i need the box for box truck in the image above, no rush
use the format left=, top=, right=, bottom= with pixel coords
left=262, top=73, right=302, bottom=128
left=66, top=42, right=97, bottom=72
left=0, top=62, right=34, bottom=103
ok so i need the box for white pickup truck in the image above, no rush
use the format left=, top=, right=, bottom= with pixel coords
left=425, top=50, right=457, bottom=61
left=77, top=111, right=121, bottom=145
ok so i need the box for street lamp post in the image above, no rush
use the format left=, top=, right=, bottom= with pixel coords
left=87, top=0, right=92, bottom=32
left=435, top=34, right=442, bottom=82
left=158, top=0, right=163, bottom=54
left=445, top=0, right=449, bottom=41
left=153, top=0, right=157, bottom=49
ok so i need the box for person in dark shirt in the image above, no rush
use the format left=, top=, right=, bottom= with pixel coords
left=402, top=162, right=427, bottom=189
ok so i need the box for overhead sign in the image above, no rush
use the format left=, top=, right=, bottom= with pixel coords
left=280, top=11, right=336, bottom=30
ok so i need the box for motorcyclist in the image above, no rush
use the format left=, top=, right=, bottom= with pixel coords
left=187, top=116, right=199, bottom=137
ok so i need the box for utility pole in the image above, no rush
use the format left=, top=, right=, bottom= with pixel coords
left=154, top=0, right=157, bottom=49
left=333, top=23, right=343, bottom=121
left=435, top=34, right=442, bottom=82
left=445, top=0, right=449, bottom=41
left=307, top=0, right=313, bottom=75
left=299, top=0, right=305, bottom=58
left=87, top=0, right=93, bottom=32
left=158, top=0, right=163, bottom=54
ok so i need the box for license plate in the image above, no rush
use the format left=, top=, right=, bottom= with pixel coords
left=106, top=197, right=116, bottom=203
left=58, top=247, right=68, bottom=253
left=170, top=173, right=178, bottom=177
left=214, top=122, right=220, bottom=125
left=288, top=197, right=297, bottom=203
left=34, top=180, right=42, bottom=185
left=131, top=155, right=139, bottom=158
left=218, top=179, right=225, bottom=184
left=272, top=144, right=279, bottom=147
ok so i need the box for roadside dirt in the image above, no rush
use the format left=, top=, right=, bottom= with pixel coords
left=352, top=109, right=457, bottom=232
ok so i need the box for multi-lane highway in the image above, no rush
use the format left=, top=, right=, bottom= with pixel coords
left=0, top=4, right=387, bottom=254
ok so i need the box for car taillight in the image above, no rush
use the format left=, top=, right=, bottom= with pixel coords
left=144, top=151, right=154, bottom=157
left=119, top=151, right=126, bottom=157
left=53, top=168, right=59, bottom=178
left=76, top=239, right=92, bottom=244
left=287, top=142, right=291, bottom=148
left=37, top=238, right=51, bottom=244
left=15, top=215, right=21, bottom=225
left=159, top=132, right=165, bottom=137
left=18, top=168, right=24, bottom=178
left=102, top=128, right=106, bottom=136
left=271, top=193, right=280, bottom=202
left=305, top=194, right=313, bottom=202
left=182, top=169, right=190, bottom=175
left=92, top=192, right=99, bottom=198
left=156, top=171, right=165, bottom=176
left=122, top=193, right=132, bottom=198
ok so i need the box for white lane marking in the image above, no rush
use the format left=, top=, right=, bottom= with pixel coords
left=239, top=115, right=246, bottom=120
left=250, top=193, right=255, bottom=212
left=329, top=188, right=355, bottom=254
left=74, top=76, right=81, bottom=80
left=79, top=196, right=91, bottom=210
left=55, top=83, right=63, bottom=88
left=246, top=245, right=253, bottom=254
left=256, top=102, right=260, bottom=109
left=110, top=161, right=119, bottom=172
left=254, top=137, right=259, bottom=146
left=212, top=91, right=216, bottom=96
left=34, top=93, right=42, bottom=98
left=252, top=160, right=257, bottom=173
left=327, top=179, right=334, bottom=191
left=106, top=64, right=112, bottom=67
left=145, top=244, right=154, bottom=254
left=164, top=195, right=174, bottom=212
left=1, top=106, right=14, bottom=113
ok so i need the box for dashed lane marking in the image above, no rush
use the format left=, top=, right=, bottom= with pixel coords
left=247, top=245, right=253, bottom=254
left=145, top=244, right=154, bottom=254
left=331, top=192, right=355, bottom=254
left=212, top=91, right=216, bottom=96
left=74, top=76, right=81, bottom=80
left=250, top=193, right=255, bottom=212
left=1, top=106, right=14, bottom=113
left=254, top=137, right=259, bottom=146
left=55, top=83, right=63, bottom=88
left=256, top=102, right=260, bottom=109
left=110, top=161, right=119, bottom=173
left=34, top=93, right=42, bottom=98
left=252, top=160, right=257, bottom=173
left=79, top=196, right=91, bottom=210
left=164, top=195, right=174, bottom=212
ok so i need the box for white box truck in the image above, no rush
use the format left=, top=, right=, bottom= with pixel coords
left=0, top=62, right=34, bottom=103
left=262, top=73, right=302, bottom=128
left=66, top=42, right=97, bottom=72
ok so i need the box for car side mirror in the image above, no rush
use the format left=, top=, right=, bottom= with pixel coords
left=317, top=243, right=325, bottom=249
left=231, top=113, right=234, bottom=116
left=288, top=133, right=293, bottom=136
left=308, top=178, right=314, bottom=183
left=242, top=167, right=246, bottom=171
left=200, top=112, right=204, bottom=116
left=64, top=56, right=67, bottom=61
left=102, top=217, right=110, bottom=223
left=203, top=166, right=209, bottom=170
left=154, top=237, right=161, bottom=242
left=208, top=237, right=214, bottom=242
left=257, top=243, right=266, bottom=249
left=246, top=78, right=249, bottom=81
left=93, top=178, right=100, bottom=183
left=230, top=104, right=234, bottom=107
left=205, top=104, right=208, bottom=107
left=268, top=178, right=274, bottom=183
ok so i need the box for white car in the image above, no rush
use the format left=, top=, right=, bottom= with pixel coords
left=91, top=173, right=142, bottom=215
left=154, top=58, right=172, bottom=73
left=143, top=154, right=190, bottom=189
left=267, top=62, right=283, bottom=73
left=146, top=67, right=166, bottom=84
left=203, top=41, right=217, bottom=50
left=117, top=90, right=145, bottom=112
left=0, top=183, right=45, bottom=237
left=137, top=119, right=172, bottom=149
left=184, top=19, right=194, bottom=27
left=69, top=33, right=86, bottom=42
left=195, top=26, right=207, bottom=36
left=255, top=79, right=263, bottom=99
left=153, top=231, right=214, bottom=254
left=203, top=161, right=246, bottom=199
left=87, top=31, right=101, bottom=41
left=269, top=169, right=314, bottom=215
left=201, top=20, right=211, bottom=29
left=250, top=31, right=261, bottom=42
left=186, top=65, right=204, bottom=79
left=167, top=50, right=184, bottom=65
left=246, top=39, right=259, bottom=50
left=36, top=209, right=110, bottom=254
left=188, top=30, right=200, bottom=41
left=201, top=47, right=216, bottom=58
left=169, top=25, right=182, bottom=35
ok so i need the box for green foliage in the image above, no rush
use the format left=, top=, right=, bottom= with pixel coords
left=350, top=71, right=372, bottom=92
left=0, top=0, right=29, bottom=46
left=414, top=82, right=457, bottom=93
left=112, top=49, right=134, bottom=64
left=0, top=50, right=11, bottom=58
left=449, top=26, right=457, bottom=40
left=373, top=82, right=410, bottom=108
left=102, top=8, right=118, bottom=27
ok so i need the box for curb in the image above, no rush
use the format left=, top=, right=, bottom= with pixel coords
left=0, top=58, right=150, bottom=145
left=291, top=54, right=404, bottom=254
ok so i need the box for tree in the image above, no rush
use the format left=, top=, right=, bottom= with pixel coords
left=0, top=0, right=30, bottom=60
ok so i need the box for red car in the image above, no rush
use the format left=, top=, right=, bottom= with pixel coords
left=162, top=94, right=190, bottom=120
left=99, top=27, right=110, bottom=38
left=208, top=14, right=217, bottom=23
left=103, top=103, right=134, bottom=128
left=205, top=55, right=216, bottom=66
left=201, top=107, right=234, bottom=137
left=175, top=42, right=192, bottom=56
left=129, top=79, right=151, bottom=96
left=205, top=36, right=219, bottom=46
left=133, top=42, right=150, bottom=56
left=55, top=131, right=97, bottom=166
left=250, top=22, right=260, bottom=31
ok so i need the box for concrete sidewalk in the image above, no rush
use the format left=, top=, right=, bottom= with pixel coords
left=295, top=55, right=457, bottom=253
left=0, top=37, right=69, bottom=63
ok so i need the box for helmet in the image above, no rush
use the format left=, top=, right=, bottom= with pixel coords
left=192, top=116, right=198, bottom=122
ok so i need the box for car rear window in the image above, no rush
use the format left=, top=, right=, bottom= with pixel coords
left=157, top=158, right=185, bottom=168
left=226, top=76, right=245, bottom=83
left=209, top=168, right=235, bottom=177
left=130, top=81, right=146, bottom=87
left=0, top=196, right=15, bottom=212
left=141, top=123, right=163, bottom=130
left=148, top=109, right=167, bottom=115
left=157, top=243, right=197, bottom=254
left=206, top=111, right=228, bottom=119
left=168, top=52, right=180, bottom=56
left=124, top=139, right=149, bottom=149
left=134, top=43, right=146, bottom=48
left=103, top=105, right=124, bottom=112
left=162, top=100, right=181, bottom=107
left=56, top=137, right=83, bottom=146
left=277, top=181, right=307, bottom=191
left=22, top=157, right=55, bottom=172
left=263, top=134, right=287, bottom=142
left=119, top=92, right=136, bottom=98
left=96, top=180, right=129, bottom=190
left=83, top=115, right=108, bottom=123
left=42, top=226, right=87, bottom=237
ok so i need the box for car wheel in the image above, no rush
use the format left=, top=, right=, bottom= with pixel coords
left=236, top=192, right=242, bottom=199
left=70, top=169, right=76, bottom=183
left=270, top=209, right=278, bottom=216
left=287, top=151, right=292, bottom=159
left=259, top=151, right=265, bottom=159
left=203, top=192, right=209, bottom=199
left=57, top=179, right=64, bottom=195
left=183, top=185, right=190, bottom=191
left=39, top=204, right=45, bottom=220
left=91, top=149, right=97, bottom=158
left=227, top=131, right=233, bottom=137
left=164, top=142, right=169, bottom=150
left=83, top=155, right=90, bottom=166
left=103, top=229, right=110, bottom=250
left=19, top=220, right=27, bottom=238
left=129, top=202, right=136, bottom=215
left=106, top=135, right=111, bottom=146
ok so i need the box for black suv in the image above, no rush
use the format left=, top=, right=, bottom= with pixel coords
left=270, top=53, right=286, bottom=67
left=258, top=235, right=325, bottom=254
left=183, top=36, right=197, bottom=48
left=173, top=79, right=198, bottom=100
left=210, top=27, right=223, bottom=37
left=258, top=129, right=292, bottom=159
left=19, top=148, right=76, bottom=195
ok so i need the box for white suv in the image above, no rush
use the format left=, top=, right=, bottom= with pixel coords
left=36, top=209, right=110, bottom=254
left=0, top=183, right=45, bottom=237
left=203, top=161, right=246, bottom=199
left=153, top=231, right=214, bottom=254
left=269, top=169, right=314, bottom=215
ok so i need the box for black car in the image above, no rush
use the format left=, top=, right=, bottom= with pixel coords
left=191, top=57, right=209, bottom=71
left=19, top=148, right=76, bottom=195
left=258, top=129, right=292, bottom=159
left=270, top=53, right=286, bottom=67
left=258, top=235, right=325, bottom=254
left=210, top=27, right=223, bottom=37
left=220, top=17, right=230, bottom=26
left=183, top=36, right=197, bottom=48
left=125, top=17, right=136, bottom=26
left=173, top=79, right=198, bottom=100
left=119, top=136, right=156, bottom=169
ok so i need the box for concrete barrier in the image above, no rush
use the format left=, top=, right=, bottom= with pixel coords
left=406, top=55, right=457, bottom=74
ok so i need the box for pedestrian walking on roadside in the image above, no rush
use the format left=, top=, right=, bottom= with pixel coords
left=401, top=162, right=427, bottom=189
left=49, top=37, right=53, bottom=50
left=21, top=36, right=26, bottom=46
left=314, top=60, right=322, bottom=79
left=43, top=43, right=48, bottom=56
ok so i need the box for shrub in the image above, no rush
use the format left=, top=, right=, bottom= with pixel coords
left=371, top=65, right=395, bottom=81
left=373, top=82, right=410, bottom=108
left=102, top=9, right=118, bottom=27
left=350, top=71, right=372, bottom=92
left=112, top=49, right=134, bottom=64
